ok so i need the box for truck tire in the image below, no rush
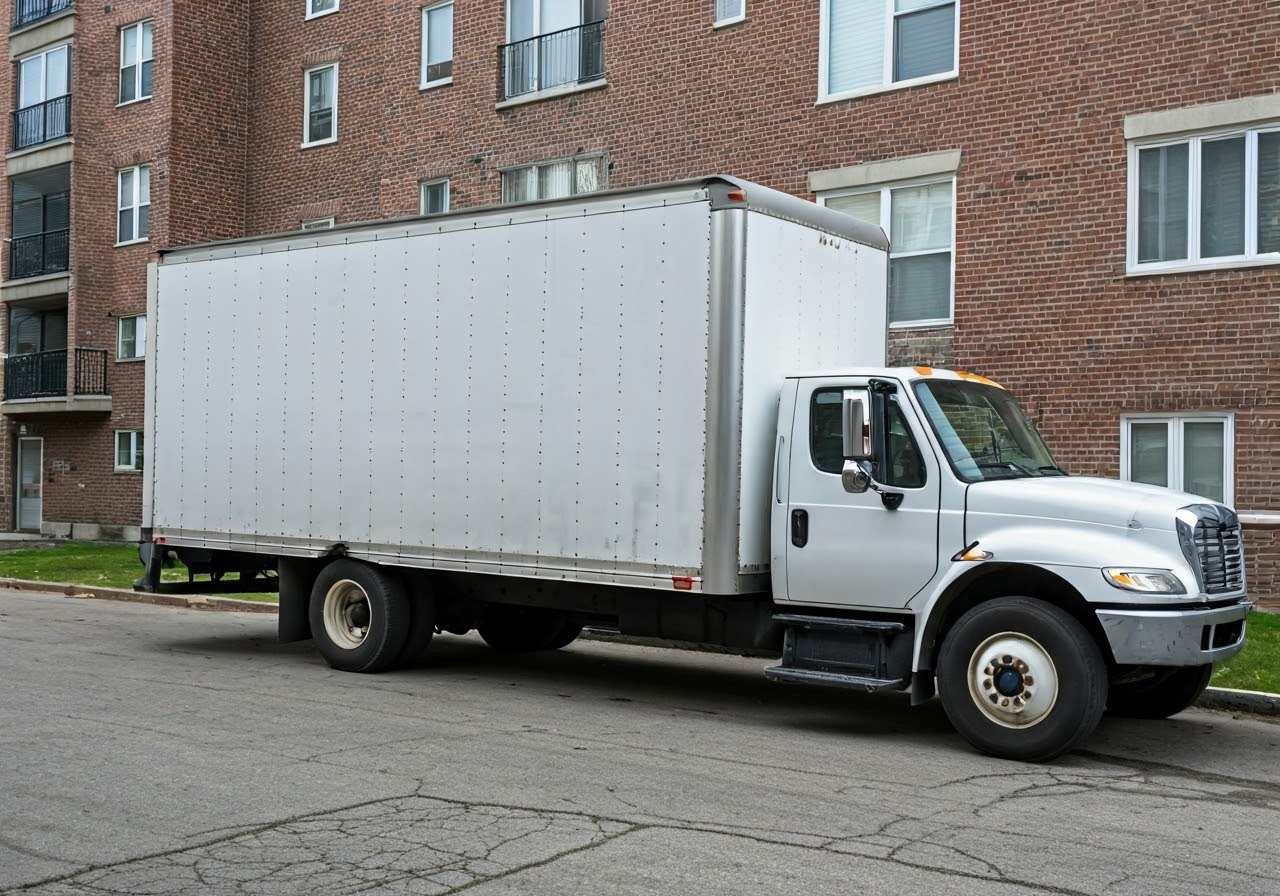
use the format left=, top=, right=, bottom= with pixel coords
left=937, top=597, right=1107, bottom=762
left=478, top=606, right=574, bottom=653
left=309, top=559, right=410, bottom=673
left=1107, top=664, right=1213, bottom=719
left=393, top=594, right=437, bottom=669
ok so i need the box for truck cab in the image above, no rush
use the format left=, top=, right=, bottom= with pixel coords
left=769, top=367, right=1251, bottom=761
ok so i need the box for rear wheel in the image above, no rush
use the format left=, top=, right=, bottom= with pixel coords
left=1107, top=664, right=1213, bottom=719
left=937, top=596, right=1107, bottom=762
left=309, top=559, right=409, bottom=673
left=478, top=606, right=576, bottom=653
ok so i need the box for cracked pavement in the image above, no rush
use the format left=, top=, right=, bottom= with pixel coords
left=2, top=590, right=1278, bottom=895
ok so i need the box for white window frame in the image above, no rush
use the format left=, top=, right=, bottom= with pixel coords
left=420, top=179, right=450, bottom=215
left=114, top=430, right=144, bottom=472
left=819, top=176, right=956, bottom=327
left=301, top=217, right=335, bottom=230
left=818, top=0, right=959, bottom=103
left=116, top=164, right=151, bottom=245
left=421, top=1, right=454, bottom=89
left=306, top=0, right=338, bottom=20
left=500, top=154, right=609, bottom=204
left=116, top=314, right=146, bottom=361
left=1120, top=413, right=1234, bottom=505
left=713, top=0, right=746, bottom=27
left=1126, top=125, right=1280, bottom=274
left=118, top=20, right=154, bottom=105
left=302, top=63, right=338, bottom=148
left=19, top=44, right=70, bottom=108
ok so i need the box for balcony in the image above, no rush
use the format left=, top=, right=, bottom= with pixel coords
left=12, top=0, right=71, bottom=30
left=12, top=95, right=70, bottom=151
left=2, top=348, right=109, bottom=413
left=9, top=229, right=69, bottom=279
left=498, top=20, right=605, bottom=102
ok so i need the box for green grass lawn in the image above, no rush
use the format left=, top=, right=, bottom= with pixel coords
left=0, top=541, right=276, bottom=602
left=0, top=541, right=1275, bottom=691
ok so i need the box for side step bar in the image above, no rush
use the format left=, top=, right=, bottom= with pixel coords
left=764, top=613, right=912, bottom=693
left=763, top=666, right=904, bottom=692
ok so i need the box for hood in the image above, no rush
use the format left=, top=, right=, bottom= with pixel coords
left=964, top=476, right=1216, bottom=532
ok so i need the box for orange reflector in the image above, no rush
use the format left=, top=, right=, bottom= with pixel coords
left=914, top=365, right=933, bottom=376
left=726, top=189, right=746, bottom=202
left=955, top=370, right=1005, bottom=389
left=952, top=542, right=993, bottom=562
left=672, top=576, right=694, bottom=591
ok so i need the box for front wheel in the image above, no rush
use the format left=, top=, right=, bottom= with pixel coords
left=1107, top=664, right=1213, bottom=719
left=937, top=597, right=1107, bottom=762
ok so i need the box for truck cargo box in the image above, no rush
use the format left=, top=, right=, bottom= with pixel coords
left=144, top=176, right=888, bottom=595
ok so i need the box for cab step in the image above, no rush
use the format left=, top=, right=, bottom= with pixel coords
left=763, top=665, right=905, bottom=692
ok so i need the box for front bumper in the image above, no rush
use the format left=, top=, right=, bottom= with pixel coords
left=1096, top=598, right=1252, bottom=666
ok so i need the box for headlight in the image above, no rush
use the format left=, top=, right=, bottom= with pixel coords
left=1102, top=568, right=1186, bottom=594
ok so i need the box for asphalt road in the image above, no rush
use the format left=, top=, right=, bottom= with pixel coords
left=2, top=590, right=1278, bottom=896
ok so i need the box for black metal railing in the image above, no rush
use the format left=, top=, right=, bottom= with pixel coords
left=12, top=0, right=72, bottom=29
left=3, top=348, right=108, bottom=401
left=12, top=94, right=70, bottom=150
left=498, top=20, right=605, bottom=101
left=8, top=228, right=69, bottom=279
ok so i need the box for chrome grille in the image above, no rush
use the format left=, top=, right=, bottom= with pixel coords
left=1192, top=515, right=1245, bottom=594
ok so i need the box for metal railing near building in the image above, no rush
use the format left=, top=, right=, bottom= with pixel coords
left=3, top=348, right=108, bottom=401
left=8, top=228, right=69, bottom=279
left=12, top=95, right=70, bottom=150
left=12, top=0, right=72, bottom=29
left=498, top=20, right=605, bottom=101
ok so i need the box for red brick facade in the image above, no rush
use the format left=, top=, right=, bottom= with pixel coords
left=3, top=1, right=1277, bottom=607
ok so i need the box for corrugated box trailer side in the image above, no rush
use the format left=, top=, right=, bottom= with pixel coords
left=145, top=177, right=887, bottom=598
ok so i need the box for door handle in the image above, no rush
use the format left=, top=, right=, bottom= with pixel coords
left=791, top=509, right=808, bottom=548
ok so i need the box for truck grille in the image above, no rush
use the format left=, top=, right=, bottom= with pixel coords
left=1181, top=506, right=1245, bottom=595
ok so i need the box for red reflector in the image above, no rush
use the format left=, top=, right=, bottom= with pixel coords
left=154, top=537, right=167, bottom=544
left=672, top=576, right=694, bottom=591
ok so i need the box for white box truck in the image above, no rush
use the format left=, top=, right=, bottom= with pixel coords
left=138, top=176, right=1252, bottom=761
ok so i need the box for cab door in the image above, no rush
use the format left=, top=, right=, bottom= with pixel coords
left=780, top=380, right=941, bottom=610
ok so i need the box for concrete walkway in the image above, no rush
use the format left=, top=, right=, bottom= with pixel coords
left=1, top=573, right=1276, bottom=718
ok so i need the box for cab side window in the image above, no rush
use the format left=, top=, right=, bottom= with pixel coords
left=809, top=389, right=846, bottom=474
left=886, top=401, right=926, bottom=488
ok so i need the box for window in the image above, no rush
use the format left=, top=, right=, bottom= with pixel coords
left=304, top=64, right=337, bottom=146
left=821, top=0, right=957, bottom=100
left=822, top=178, right=954, bottom=325
left=115, top=430, right=144, bottom=472
left=501, top=154, right=607, bottom=203
left=119, top=21, right=154, bottom=104
left=420, top=179, right=450, bottom=215
left=810, top=388, right=926, bottom=487
left=301, top=217, right=335, bottom=230
left=16, top=45, right=71, bottom=148
left=1129, top=126, right=1280, bottom=271
left=117, top=165, right=151, bottom=244
left=116, top=314, right=146, bottom=361
left=502, top=0, right=608, bottom=99
left=1122, top=415, right=1233, bottom=504
left=422, top=2, right=454, bottom=87
left=714, top=0, right=745, bottom=26
left=306, top=0, right=338, bottom=19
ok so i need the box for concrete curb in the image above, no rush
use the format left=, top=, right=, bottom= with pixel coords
left=2, top=577, right=1276, bottom=717
left=0, top=578, right=277, bottom=613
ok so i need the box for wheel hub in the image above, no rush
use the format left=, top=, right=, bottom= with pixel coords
left=968, top=636, right=1059, bottom=729
left=323, top=580, right=372, bottom=650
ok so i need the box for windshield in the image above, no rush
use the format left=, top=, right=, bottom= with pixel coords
left=913, top=379, right=1065, bottom=482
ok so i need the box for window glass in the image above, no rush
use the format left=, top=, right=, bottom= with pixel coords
left=825, top=0, right=954, bottom=97
left=305, top=65, right=336, bottom=144
left=117, top=315, right=146, bottom=360
left=1200, top=137, right=1246, bottom=258
left=117, top=165, right=150, bottom=243
left=424, top=3, right=454, bottom=84
left=1259, top=131, right=1280, bottom=253
left=115, top=431, right=143, bottom=471
left=714, top=0, right=745, bottom=23
left=1137, top=144, right=1189, bottom=263
left=421, top=180, right=450, bottom=215
left=502, top=156, right=608, bottom=203
left=1128, top=422, right=1169, bottom=488
left=810, top=389, right=847, bottom=474
left=1183, top=422, right=1225, bottom=501
left=119, top=21, right=153, bottom=104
